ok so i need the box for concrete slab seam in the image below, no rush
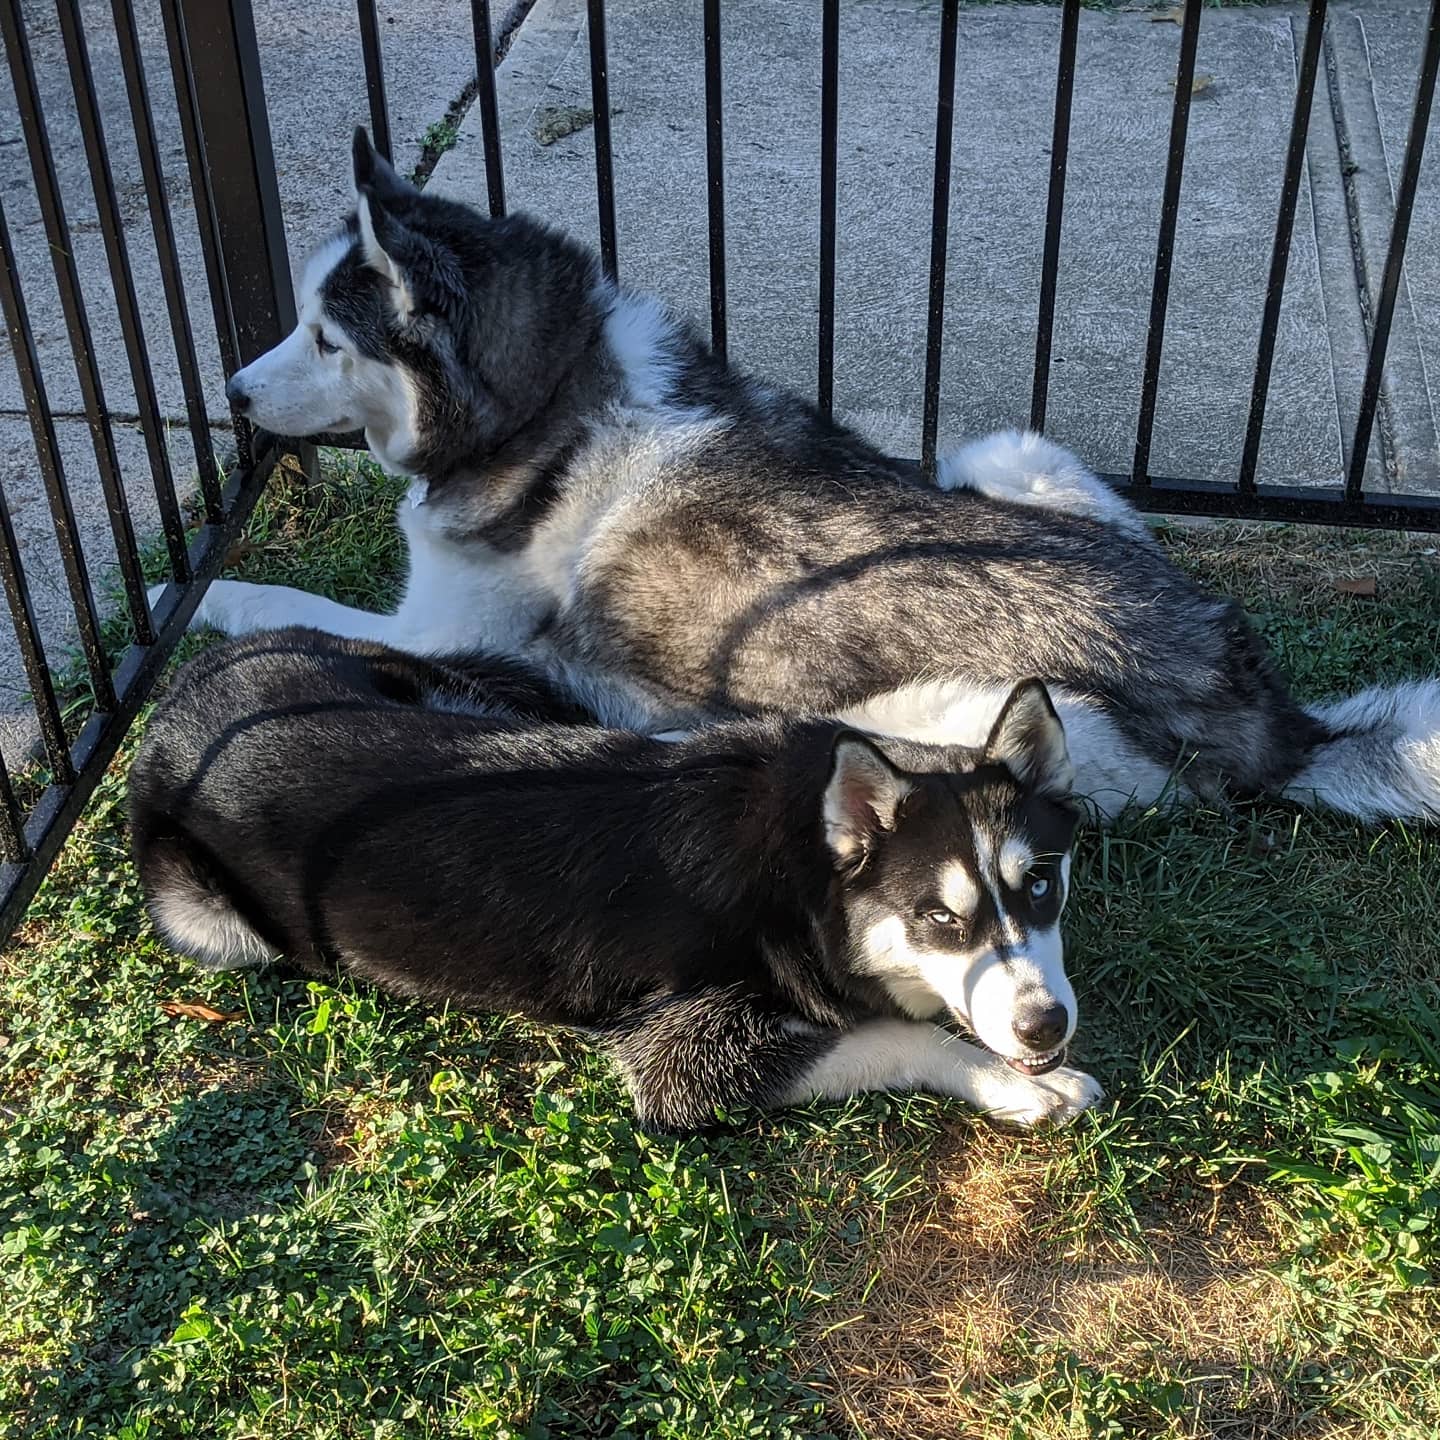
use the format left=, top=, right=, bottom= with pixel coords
left=1324, top=17, right=1399, bottom=480
left=411, top=0, right=544, bottom=188
left=1354, top=10, right=1439, bottom=463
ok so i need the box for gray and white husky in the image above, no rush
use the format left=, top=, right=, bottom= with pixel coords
left=169, top=128, right=1440, bottom=824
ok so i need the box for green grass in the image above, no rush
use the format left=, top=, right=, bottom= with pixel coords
left=2, top=463, right=1438, bottom=1438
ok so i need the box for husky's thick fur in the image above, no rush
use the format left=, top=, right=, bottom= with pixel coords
left=175, top=129, right=1440, bottom=824
left=128, top=629, right=1100, bottom=1130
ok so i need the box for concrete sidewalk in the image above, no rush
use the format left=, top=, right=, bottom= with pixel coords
left=1, top=0, right=1438, bottom=766
left=431, top=0, right=1439, bottom=490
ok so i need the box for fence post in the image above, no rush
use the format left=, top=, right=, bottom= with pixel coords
left=177, top=0, right=316, bottom=481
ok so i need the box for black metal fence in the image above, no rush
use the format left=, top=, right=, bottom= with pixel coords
left=0, top=0, right=300, bottom=937
left=0, top=0, right=1438, bottom=941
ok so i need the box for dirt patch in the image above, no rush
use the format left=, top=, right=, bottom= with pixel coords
left=803, top=1127, right=1315, bottom=1440
left=533, top=104, right=596, bottom=146
left=307, top=1094, right=377, bottom=1174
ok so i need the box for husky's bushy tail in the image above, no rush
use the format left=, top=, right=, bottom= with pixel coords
left=936, top=429, right=1156, bottom=544
left=1287, top=683, right=1440, bottom=822
left=138, top=830, right=275, bottom=970
left=935, top=429, right=1440, bottom=826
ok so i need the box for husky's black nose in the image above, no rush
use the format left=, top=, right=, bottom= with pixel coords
left=225, top=374, right=251, bottom=414
left=1013, top=1002, right=1068, bottom=1052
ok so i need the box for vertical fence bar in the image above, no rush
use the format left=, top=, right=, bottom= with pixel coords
left=158, top=0, right=251, bottom=471
left=57, top=0, right=191, bottom=586
left=179, top=0, right=297, bottom=367
left=0, top=202, right=116, bottom=712
left=1030, top=0, right=1081, bottom=434
left=920, top=0, right=960, bottom=478
left=1239, top=0, right=1327, bottom=495
left=0, top=0, right=155, bottom=645
left=0, top=750, right=25, bottom=865
left=587, top=0, right=618, bottom=279
left=178, top=0, right=313, bottom=487
left=1131, top=0, right=1202, bottom=487
left=112, top=0, right=224, bottom=525
left=818, top=0, right=839, bottom=415
left=470, top=0, right=507, bottom=216
left=357, top=0, right=393, bottom=162
left=703, top=0, right=727, bottom=359
left=1346, top=0, right=1440, bottom=504
left=0, top=477, right=73, bottom=783
left=159, top=0, right=238, bottom=376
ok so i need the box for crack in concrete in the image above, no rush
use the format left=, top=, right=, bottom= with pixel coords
left=410, top=0, right=542, bottom=188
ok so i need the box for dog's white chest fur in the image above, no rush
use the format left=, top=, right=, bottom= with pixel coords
left=393, top=491, right=558, bottom=656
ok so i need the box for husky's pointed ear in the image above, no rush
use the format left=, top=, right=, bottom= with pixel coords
left=982, top=681, right=1073, bottom=799
left=823, top=732, right=913, bottom=868
left=355, top=187, right=415, bottom=318
left=351, top=126, right=415, bottom=202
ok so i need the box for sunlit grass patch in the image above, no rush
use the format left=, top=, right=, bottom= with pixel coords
left=1, top=490, right=1437, bottom=1438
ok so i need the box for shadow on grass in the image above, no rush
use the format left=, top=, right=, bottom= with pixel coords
left=6, top=980, right=323, bottom=1435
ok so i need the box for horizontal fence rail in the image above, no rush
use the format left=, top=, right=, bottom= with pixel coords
left=1, top=0, right=1440, bottom=943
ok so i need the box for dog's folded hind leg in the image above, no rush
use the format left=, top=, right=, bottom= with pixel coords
left=603, top=988, right=846, bottom=1132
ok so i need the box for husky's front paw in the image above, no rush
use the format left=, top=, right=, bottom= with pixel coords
left=986, top=1065, right=1104, bottom=1129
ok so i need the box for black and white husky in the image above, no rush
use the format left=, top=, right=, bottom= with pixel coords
left=164, top=129, right=1440, bottom=824
left=128, top=629, right=1101, bottom=1130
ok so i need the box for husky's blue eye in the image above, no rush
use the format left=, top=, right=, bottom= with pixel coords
left=925, top=909, right=958, bottom=927
left=316, top=330, right=339, bottom=356
left=1028, top=876, right=1051, bottom=901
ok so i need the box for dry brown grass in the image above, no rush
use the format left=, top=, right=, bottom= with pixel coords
left=1159, top=522, right=1438, bottom=609
left=804, top=520, right=1440, bottom=1438
left=802, top=1125, right=1340, bottom=1440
